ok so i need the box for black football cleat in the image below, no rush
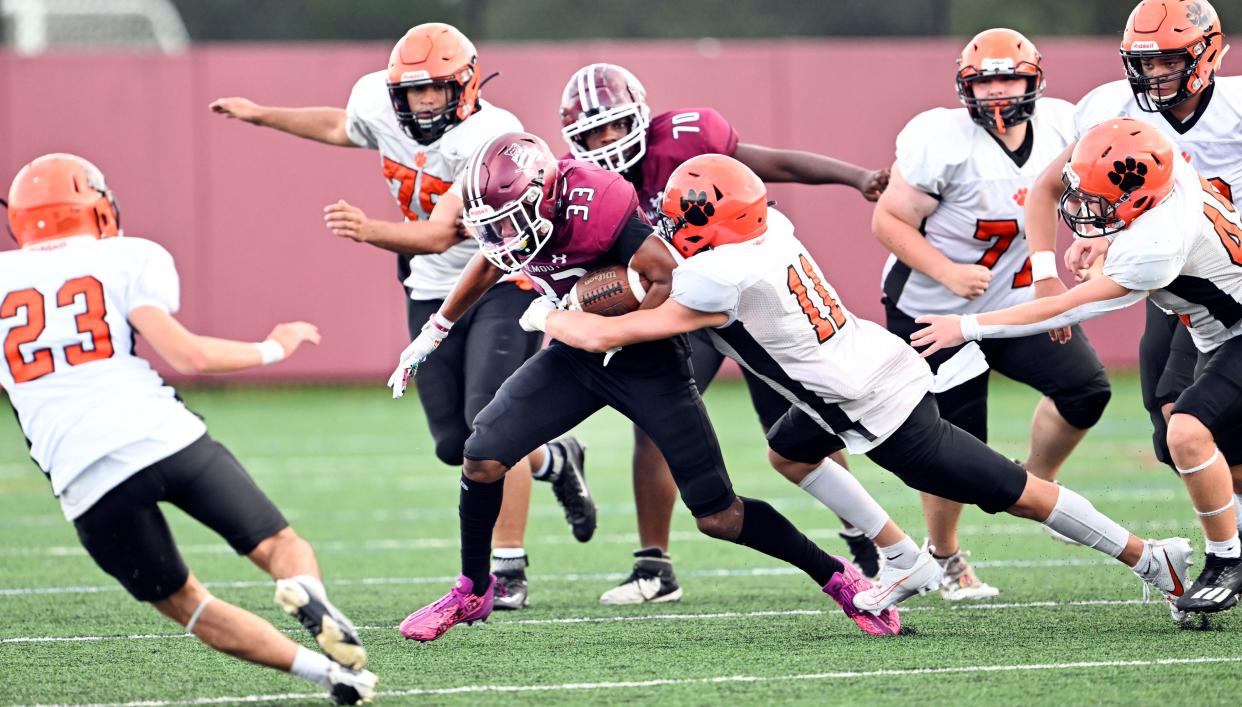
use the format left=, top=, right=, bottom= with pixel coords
left=548, top=436, right=596, bottom=542
left=492, top=554, right=530, bottom=610
left=1176, top=553, right=1242, bottom=614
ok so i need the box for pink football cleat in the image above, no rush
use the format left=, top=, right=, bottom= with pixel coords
left=822, top=557, right=902, bottom=636
left=399, top=574, right=495, bottom=642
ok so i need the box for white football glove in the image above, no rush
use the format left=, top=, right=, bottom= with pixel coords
left=518, top=296, right=558, bottom=333
left=387, top=317, right=452, bottom=399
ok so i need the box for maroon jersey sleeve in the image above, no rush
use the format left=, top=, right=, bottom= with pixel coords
left=650, top=107, right=739, bottom=158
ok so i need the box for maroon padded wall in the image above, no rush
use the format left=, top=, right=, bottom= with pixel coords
left=4, top=38, right=1235, bottom=380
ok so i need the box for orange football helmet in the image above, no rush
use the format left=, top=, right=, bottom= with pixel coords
left=6, top=153, right=121, bottom=248
left=1059, top=118, right=1176, bottom=238
left=1121, top=0, right=1227, bottom=112
left=659, top=154, right=768, bottom=258
left=955, top=28, right=1045, bottom=133
left=386, top=23, right=481, bottom=143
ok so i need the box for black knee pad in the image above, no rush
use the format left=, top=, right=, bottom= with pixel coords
left=1052, top=376, right=1112, bottom=430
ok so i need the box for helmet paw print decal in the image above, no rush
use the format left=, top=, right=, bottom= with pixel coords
left=679, top=186, right=722, bottom=226
left=1108, top=157, right=1148, bottom=193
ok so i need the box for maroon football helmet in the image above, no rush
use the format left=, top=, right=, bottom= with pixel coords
left=559, top=63, right=651, bottom=172
left=461, top=131, right=561, bottom=272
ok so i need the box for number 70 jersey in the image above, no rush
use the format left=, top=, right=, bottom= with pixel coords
left=671, top=209, right=933, bottom=453
left=0, top=238, right=204, bottom=492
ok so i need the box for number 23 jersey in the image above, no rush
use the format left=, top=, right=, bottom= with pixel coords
left=672, top=209, right=932, bottom=453
left=345, top=70, right=523, bottom=300
left=0, top=238, right=206, bottom=516
left=882, top=98, right=1077, bottom=317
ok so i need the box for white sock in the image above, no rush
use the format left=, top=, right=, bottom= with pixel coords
left=1235, top=494, right=1242, bottom=532
left=797, top=459, right=888, bottom=539
left=879, top=537, right=920, bottom=570
left=1041, top=486, right=1129, bottom=559
left=290, top=645, right=332, bottom=688
left=493, top=547, right=526, bottom=560
left=1205, top=534, right=1242, bottom=559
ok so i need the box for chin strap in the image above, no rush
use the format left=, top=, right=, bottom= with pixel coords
left=478, top=71, right=501, bottom=91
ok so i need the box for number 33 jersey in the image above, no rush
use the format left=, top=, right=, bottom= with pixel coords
left=672, top=209, right=932, bottom=453
left=882, top=98, right=1078, bottom=318
left=345, top=70, right=523, bottom=299
left=0, top=238, right=206, bottom=517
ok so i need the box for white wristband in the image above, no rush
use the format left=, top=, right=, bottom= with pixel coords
left=1030, top=250, right=1058, bottom=282
left=428, top=312, right=455, bottom=335
left=253, top=340, right=285, bottom=366
left=960, top=314, right=982, bottom=342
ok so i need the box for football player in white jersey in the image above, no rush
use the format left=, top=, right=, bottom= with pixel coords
left=528, top=154, right=1193, bottom=621
left=1025, top=0, right=1240, bottom=477
left=209, top=22, right=594, bottom=609
left=0, top=154, right=376, bottom=704
left=872, top=29, right=1113, bottom=598
left=915, top=118, right=1242, bottom=615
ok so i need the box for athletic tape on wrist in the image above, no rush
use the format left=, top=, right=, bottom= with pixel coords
left=1196, top=500, right=1235, bottom=518
left=429, top=312, right=454, bottom=335
left=1176, top=448, right=1220, bottom=475
left=1030, top=250, right=1057, bottom=282
left=960, top=314, right=981, bottom=342
left=253, top=340, right=285, bottom=366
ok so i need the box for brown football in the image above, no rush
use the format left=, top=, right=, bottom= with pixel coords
left=567, top=264, right=649, bottom=316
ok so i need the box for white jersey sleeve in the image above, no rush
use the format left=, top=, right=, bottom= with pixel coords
left=1072, top=80, right=1136, bottom=138
left=126, top=239, right=181, bottom=314
left=894, top=108, right=969, bottom=196
left=671, top=264, right=742, bottom=324
left=344, top=71, right=386, bottom=149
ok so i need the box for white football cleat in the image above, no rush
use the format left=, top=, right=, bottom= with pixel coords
left=327, top=663, right=377, bottom=705
left=1135, top=537, right=1193, bottom=623
left=852, top=547, right=943, bottom=615
left=937, top=549, right=1000, bottom=601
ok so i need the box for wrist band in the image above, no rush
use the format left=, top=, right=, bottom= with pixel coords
left=429, top=312, right=455, bottom=335
left=959, top=314, right=981, bottom=342
left=1031, top=250, right=1058, bottom=282
left=253, top=340, right=285, bottom=366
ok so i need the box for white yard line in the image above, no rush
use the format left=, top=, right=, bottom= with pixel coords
left=0, top=596, right=1159, bottom=644
left=0, top=517, right=1196, bottom=559
left=25, top=655, right=1242, bottom=706
left=0, top=557, right=1122, bottom=597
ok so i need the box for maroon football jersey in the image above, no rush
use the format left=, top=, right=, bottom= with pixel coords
left=523, top=160, right=642, bottom=299
left=634, top=108, right=739, bottom=219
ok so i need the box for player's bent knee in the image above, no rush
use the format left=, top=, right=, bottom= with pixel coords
left=463, top=457, right=508, bottom=483
left=1167, top=414, right=1216, bottom=468
left=433, top=439, right=467, bottom=467
left=695, top=510, right=742, bottom=541
left=767, top=448, right=816, bottom=484
left=1052, top=384, right=1112, bottom=430
left=152, top=576, right=210, bottom=626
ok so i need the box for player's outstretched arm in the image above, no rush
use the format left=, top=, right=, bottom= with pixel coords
left=873, top=165, right=992, bottom=299
left=324, top=192, right=465, bottom=256
left=733, top=143, right=889, bottom=201
left=546, top=301, right=728, bottom=353
left=909, top=276, right=1140, bottom=356
left=209, top=97, right=356, bottom=147
left=129, top=307, right=320, bottom=374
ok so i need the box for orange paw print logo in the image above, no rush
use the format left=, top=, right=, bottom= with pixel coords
left=1012, top=188, right=1027, bottom=206
left=414, top=152, right=427, bottom=168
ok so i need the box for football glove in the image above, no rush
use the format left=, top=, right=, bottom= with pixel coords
left=518, top=296, right=558, bottom=333
left=387, top=316, right=452, bottom=399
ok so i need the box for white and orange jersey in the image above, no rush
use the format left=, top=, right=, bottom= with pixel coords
left=671, top=209, right=932, bottom=453
left=0, top=237, right=206, bottom=519
left=882, top=98, right=1078, bottom=317
left=345, top=69, right=524, bottom=299
left=1075, top=77, right=1242, bottom=210
left=1105, top=158, right=1242, bottom=352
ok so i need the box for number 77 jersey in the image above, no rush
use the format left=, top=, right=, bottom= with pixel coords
left=671, top=209, right=933, bottom=453
left=882, top=98, right=1078, bottom=317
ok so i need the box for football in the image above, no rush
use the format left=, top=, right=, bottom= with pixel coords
left=566, top=264, right=649, bottom=316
